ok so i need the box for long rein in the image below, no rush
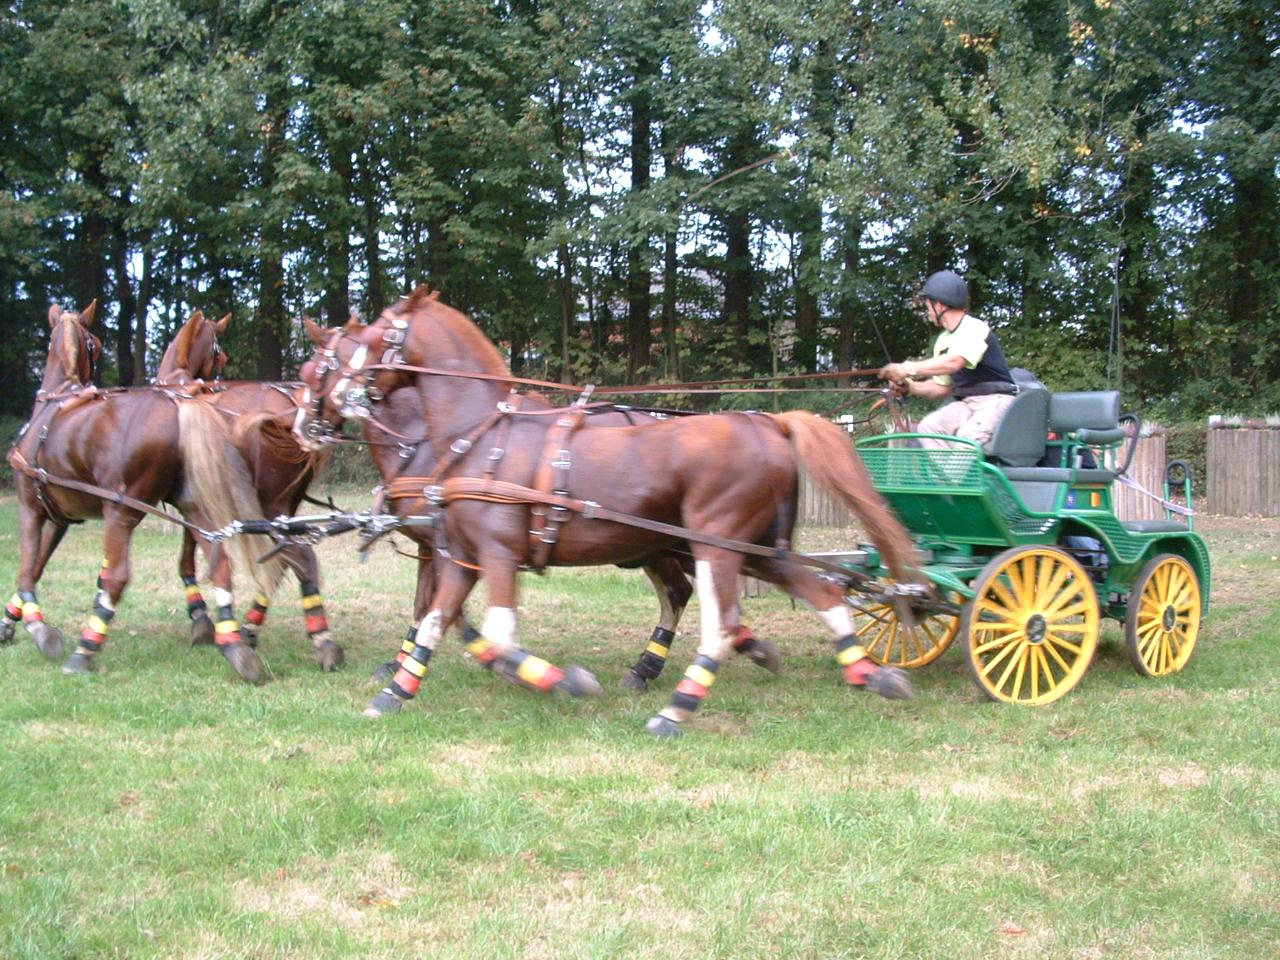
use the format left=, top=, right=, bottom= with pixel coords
left=341, top=359, right=932, bottom=599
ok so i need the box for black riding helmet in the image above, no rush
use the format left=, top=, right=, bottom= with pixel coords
left=920, top=270, right=969, bottom=310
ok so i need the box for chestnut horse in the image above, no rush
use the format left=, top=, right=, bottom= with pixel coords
left=153, top=311, right=343, bottom=671
left=301, top=317, right=780, bottom=692
left=3, top=303, right=279, bottom=681
left=295, top=287, right=922, bottom=737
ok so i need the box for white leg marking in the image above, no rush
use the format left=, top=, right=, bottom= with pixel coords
left=818, top=604, right=856, bottom=638
left=213, top=587, right=235, bottom=609
left=414, top=610, right=445, bottom=651
left=695, top=560, right=734, bottom=660
left=481, top=606, right=518, bottom=653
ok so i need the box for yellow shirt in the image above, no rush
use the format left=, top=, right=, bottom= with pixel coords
left=931, top=314, right=991, bottom=386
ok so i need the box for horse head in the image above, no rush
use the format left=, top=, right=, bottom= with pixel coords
left=43, top=300, right=100, bottom=392
left=157, top=310, right=229, bottom=384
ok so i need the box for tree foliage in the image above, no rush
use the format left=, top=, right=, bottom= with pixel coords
left=2, top=0, right=1276, bottom=420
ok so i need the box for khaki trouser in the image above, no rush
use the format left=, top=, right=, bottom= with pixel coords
left=916, top=393, right=1017, bottom=449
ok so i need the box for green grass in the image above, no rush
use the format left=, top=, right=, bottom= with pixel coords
left=1, top=493, right=1279, bottom=959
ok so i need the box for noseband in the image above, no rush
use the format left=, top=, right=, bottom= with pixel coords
left=294, top=320, right=408, bottom=444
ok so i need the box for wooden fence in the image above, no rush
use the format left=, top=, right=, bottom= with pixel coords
left=1207, top=422, right=1280, bottom=516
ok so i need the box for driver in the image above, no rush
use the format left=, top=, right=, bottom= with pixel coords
left=877, top=269, right=1016, bottom=448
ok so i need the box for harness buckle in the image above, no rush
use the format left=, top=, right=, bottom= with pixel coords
left=581, top=500, right=600, bottom=519
left=424, top=485, right=445, bottom=505
left=488, top=446, right=505, bottom=461
left=575, top=384, right=596, bottom=406
left=450, top=438, right=472, bottom=455
left=382, top=328, right=405, bottom=346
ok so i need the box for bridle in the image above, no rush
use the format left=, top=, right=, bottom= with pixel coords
left=293, top=320, right=409, bottom=447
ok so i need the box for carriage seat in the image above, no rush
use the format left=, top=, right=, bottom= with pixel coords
left=984, top=382, right=1049, bottom=467
left=998, top=391, right=1122, bottom=484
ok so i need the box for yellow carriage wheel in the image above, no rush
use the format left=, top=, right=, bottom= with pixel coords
left=850, top=590, right=960, bottom=669
left=962, top=546, right=1100, bottom=705
left=1125, top=554, right=1201, bottom=677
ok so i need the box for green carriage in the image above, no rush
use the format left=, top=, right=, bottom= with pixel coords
left=845, top=387, right=1210, bottom=705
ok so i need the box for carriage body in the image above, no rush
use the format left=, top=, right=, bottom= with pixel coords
left=847, top=388, right=1211, bottom=705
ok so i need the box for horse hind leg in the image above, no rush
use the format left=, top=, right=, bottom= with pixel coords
left=645, top=550, right=744, bottom=738
left=180, top=530, right=216, bottom=646
left=203, top=547, right=265, bottom=684
left=62, top=510, right=140, bottom=675
left=284, top=544, right=343, bottom=672
left=749, top=557, right=914, bottom=701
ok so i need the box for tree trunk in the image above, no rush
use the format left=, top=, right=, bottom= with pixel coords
left=256, top=85, right=287, bottom=380
left=360, top=146, right=386, bottom=321
left=325, top=143, right=353, bottom=324
left=626, top=73, right=653, bottom=381
left=110, top=215, right=135, bottom=385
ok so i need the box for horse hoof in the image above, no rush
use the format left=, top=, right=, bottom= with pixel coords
left=645, top=715, right=684, bottom=739
left=0, top=620, right=16, bottom=645
left=865, top=664, right=915, bottom=701
left=364, top=689, right=403, bottom=717
left=747, top=639, right=782, bottom=675
left=315, top=640, right=345, bottom=672
left=557, top=665, right=602, bottom=698
left=190, top=614, right=215, bottom=646
left=29, top=622, right=65, bottom=661
left=241, top=625, right=260, bottom=649
left=619, top=670, right=650, bottom=692
left=61, top=651, right=97, bottom=675
left=221, top=642, right=264, bottom=684
left=371, top=660, right=398, bottom=684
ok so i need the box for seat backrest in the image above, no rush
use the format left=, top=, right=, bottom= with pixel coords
left=985, top=385, right=1049, bottom=467
left=1048, top=391, right=1124, bottom=445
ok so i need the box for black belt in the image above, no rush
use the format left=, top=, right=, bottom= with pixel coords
left=952, top=381, right=1018, bottom=398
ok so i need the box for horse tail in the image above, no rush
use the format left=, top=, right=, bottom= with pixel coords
left=230, top=409, right=331, bottom=501
left=177, top=400, right=286, bottom=598
left=768, top=411, right=919, bottom=583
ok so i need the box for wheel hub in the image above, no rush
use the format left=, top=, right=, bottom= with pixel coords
left=1025, top=613, right=1047, bottom=644
left=1162, top=604, right=1177, bottom=632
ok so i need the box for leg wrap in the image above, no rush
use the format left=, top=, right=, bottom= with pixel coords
left=15, top=590, right=43, bottom=625
left=660, top=654, right=719, bottom=723
left=182, top=576, right=208, bottom=619
left=300, top=580, right=330, bottom=643
left=214, top=601, right=242, bottom=647
left=731, top=625, right=758, bottom=654
left=387, top=642, right=434, bottom=701
left=245, top=592, right=270, bottom=628
left=78, top=593, right=115, bottom=654
left=394, top=625, right=417, bottom=666
left=834, top=634, right=874, bottom=685
left=6, top=592, right=25, bottom=624
left=465, top=635, right=501, bottom=668
left=632, top=626, right=675, bottom=680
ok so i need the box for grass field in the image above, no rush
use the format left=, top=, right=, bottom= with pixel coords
left=2, top=492, right=1279, bottom=960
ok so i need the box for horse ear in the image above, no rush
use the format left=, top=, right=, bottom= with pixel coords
left=48, top=304, right=63, bottom=327
left=215, top=313, right=231, bottom=334
left=344, top=314, right=365, bottom=334
left=303, top=316, right=327, bottom=346
left=427, top=288, right=441, bottom=301
left=79, top=300, right=97, bottom=327
left=408, top=284, right=433, bottom=308
left=188, top=309, right=205, bottom=327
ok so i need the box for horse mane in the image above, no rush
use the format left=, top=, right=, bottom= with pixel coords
left=60, top=314, right=83, bottom=382
left=400, top=284, right=511, bottom=377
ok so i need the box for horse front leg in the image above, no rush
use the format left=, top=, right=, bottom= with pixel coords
left=646, top=549, right=744, bottom=738
left=372, top=548, right=473, bottom=684
left=365, top=558, right=478, bottom=716
left=6, top=501, right=64, bottom=657
left=463, top=552, right=600, bottom=699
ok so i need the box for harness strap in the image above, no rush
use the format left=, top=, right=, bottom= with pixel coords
left=436, top=476, right=875, bottom=584
left=528, top=406, right=588, bottom=571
